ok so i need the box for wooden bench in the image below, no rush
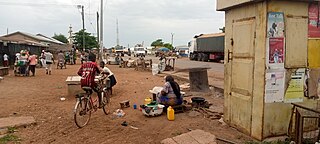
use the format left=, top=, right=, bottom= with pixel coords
left=66, top=76, right=109, bottom=97
left=0, top=67, right=9, bottom=76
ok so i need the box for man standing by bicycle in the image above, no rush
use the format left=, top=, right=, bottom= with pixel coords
left=77, top=53, right=103, bottom=107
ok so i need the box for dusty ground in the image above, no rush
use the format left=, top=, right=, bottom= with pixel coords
left=0, top=59, right=253, bottom=144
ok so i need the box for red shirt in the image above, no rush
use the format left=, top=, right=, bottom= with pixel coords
left=77, top=62, right=100, bottom=87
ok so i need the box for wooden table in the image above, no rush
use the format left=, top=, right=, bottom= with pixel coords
left=165, top=57, right=176, bottom=71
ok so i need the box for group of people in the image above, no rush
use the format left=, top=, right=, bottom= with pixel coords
left=77, top=52, right=182, bottom=108
left=14, top=50, right=39, bottom=76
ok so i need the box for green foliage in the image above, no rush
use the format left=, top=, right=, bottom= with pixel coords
left=0, top=127, right=20, bottom=143
left=0, top=135, right=20, bottom=144
left=163, top=43, right=173, bottom=50
left=151, top=39, right=164, bottom=47
left=52, top=33, right=68, bottom=43
left=73, top=29, right=98, bottom=50
left=7, top=127, right=16, bottom=133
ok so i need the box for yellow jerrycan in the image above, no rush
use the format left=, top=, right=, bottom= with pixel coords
left=167, top=106, right=175, bottom=121
left=144, top=97, right=152, bottom=105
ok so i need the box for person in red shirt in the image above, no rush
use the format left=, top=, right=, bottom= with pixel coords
left=77, top=53, right=102, bottom=107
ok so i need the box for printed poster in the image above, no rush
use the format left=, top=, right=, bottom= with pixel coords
left=308, top=3, right=320, bottom=38
left=284, top=68, right=306, bottom=103
left=267, top=12, right=285, bottom=38
left=267, top=38, right=285, bottom=68
left=307, top=69, right=320, bottom=97
left=265, top=69, right=286, bottom=103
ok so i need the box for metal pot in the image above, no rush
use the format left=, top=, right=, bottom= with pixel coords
left=191, top=97, right=205, bottom=103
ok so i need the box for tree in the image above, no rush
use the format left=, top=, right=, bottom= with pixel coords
left=52, top=33, right=68, bottom=43
left=163, top=43, right=173, bottom=50
left=151, top=39, right=164, bottom=48
left=73, top=29, right=98, bottom=50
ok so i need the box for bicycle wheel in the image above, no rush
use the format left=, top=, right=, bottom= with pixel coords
left=74, top=97, right=91, bottom=128
left=102, top=90, right=111, bottom=115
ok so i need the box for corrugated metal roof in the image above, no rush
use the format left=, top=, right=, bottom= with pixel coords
left=0, top=36, right=49, bottom=47
left=36, top=34, right=65, bottom=45
left=3, top=31, right=64, bottom=45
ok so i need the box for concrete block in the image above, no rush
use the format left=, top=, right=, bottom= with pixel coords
left=188, top=129, right=216, bottom=144
left=0, top=116, right=36, bottom=129
left=172, top=133, right=199, bottom=144
left=161, top=138, right=177, bottom=144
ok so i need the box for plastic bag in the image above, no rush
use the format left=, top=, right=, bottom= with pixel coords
left=152, top=64, right=159, bottom=75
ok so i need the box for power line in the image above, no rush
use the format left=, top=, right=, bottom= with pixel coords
left=0, top=2, right=77, bottom=7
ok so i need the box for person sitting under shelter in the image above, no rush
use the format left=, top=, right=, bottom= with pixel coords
left=157, top=75, right=183, bottom=106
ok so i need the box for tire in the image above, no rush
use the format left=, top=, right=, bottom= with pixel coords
left=102, top=90, right=111, bottom=115
left=197, top=53, right=202, bottom=61
left=189, top=54, right=193, bottom=60
left=74, top=98, right=91, bottom=128
left=202, top=54, right=209, bottom=62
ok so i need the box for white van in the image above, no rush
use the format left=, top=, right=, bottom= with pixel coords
left=133, top=47, right=146, bottom=57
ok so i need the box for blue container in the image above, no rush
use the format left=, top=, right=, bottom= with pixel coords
left=133, top=104, right=137, bottom=109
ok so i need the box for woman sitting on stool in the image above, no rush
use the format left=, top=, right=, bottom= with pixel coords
left=157, top=75, right=183, bottom=106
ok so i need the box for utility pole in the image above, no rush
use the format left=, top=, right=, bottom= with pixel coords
left=171, top=33, right=174, bottom=46
left=116, top=18, right=119, bottom=46
left=6, top=28, right=8, bottom=35
left=97, top=12, right=100, bottom=59
left=100, top=0, right=104, bottom=59
left=81, top=5, right=85, bottom=52
left=97, top=12, right=100, bottom=43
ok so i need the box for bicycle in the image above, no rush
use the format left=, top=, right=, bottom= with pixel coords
left=73, top=77, right=111, bottom=128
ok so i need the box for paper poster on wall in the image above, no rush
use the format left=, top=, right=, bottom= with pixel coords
left=307, top=69, right=320, bottom=98
left=308, top=3, right=320, bottom=38
left=265, top=70, right=285, bottom=103
left=267, top=38, right=285, bottom=68
left=267, top=12, right=285, bottom=38
left=284, top=68, right=306, bottom=103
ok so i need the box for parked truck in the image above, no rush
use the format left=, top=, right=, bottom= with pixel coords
left=189, top=33, right=224, bottom=62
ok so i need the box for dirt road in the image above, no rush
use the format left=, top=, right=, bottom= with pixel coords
left=0, top=61, right=251, bottom=144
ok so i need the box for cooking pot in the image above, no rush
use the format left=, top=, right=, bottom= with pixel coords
left=191, top=97, right=205, bottom=103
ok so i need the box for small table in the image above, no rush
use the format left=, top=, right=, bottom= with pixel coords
left=165, top=57, right=176, bottom=71
left=175, top=67, right=211, bottom=92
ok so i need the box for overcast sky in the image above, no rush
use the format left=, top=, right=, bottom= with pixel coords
left=0, top=0, right=225, bottom=48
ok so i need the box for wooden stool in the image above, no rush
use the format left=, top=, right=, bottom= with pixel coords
left=173, top=105, right=184, bottom=113
left=163, top=105, right=184, bottom=113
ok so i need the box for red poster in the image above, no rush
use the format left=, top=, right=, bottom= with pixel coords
left=308, top=3, right=320, bottom=38
left=269, top=38, right=284, bottom=64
